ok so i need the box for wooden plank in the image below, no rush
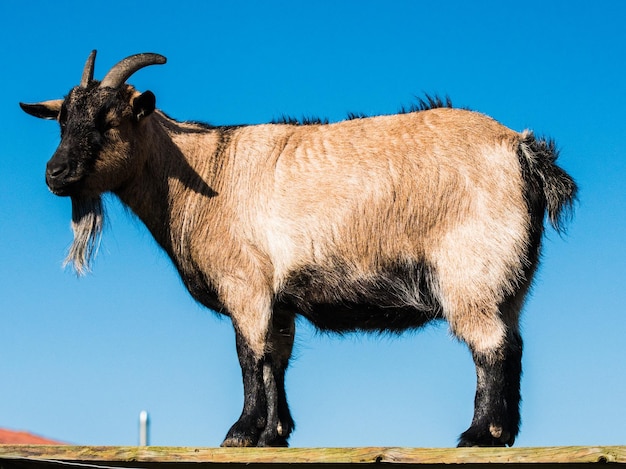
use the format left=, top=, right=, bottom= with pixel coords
left=0, top=446, right=624, bottom=466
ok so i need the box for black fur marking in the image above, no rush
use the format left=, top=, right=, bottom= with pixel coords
left=159, top=95, right=454, bottom=131
left=271, top=95, right=454, bottom=127
left=346, top=111, right=368, bottom=120
left=278, top=260, right=443, bottom=333
left=516, top=136, right=549, bottom=276
left=399, top=94, right=453, bottom=114
left=271, top=115, right=329, bottom=126
left=517, top=134, right=577, bottom=233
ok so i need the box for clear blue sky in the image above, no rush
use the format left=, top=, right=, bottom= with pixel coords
left=1, top=0, right=624, bottom=447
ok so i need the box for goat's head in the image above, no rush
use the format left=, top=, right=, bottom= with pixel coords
left=21, top=50, right=166, bottom=196
left=20, top=50, right=166, bottom=274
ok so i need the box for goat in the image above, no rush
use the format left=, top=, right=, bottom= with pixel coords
left=20, top=51, right=577, bottom=447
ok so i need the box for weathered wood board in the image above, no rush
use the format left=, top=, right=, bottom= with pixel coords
left=0, top=446, right=624, bottom=468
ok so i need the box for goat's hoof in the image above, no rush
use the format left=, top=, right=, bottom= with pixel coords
left=221, top=435, right=257, bottom=447
left=222, top=421, right=261, bottom=447
left=257, top=429, right=289, bottom=447
left=458, top=424, right=515, bottom=447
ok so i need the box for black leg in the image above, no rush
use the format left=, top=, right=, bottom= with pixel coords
left=258, top=357, right=280, bottom=446
left=458, top=331, right=522, bottom=447
left=221, top=331, right=267, bottom=447
left=274, top=310, right=296, bottom=444
left=222, top=311, right=296, bottom=447
left=259, top=309, right=296, bottom=446
left=274, top=357, right=295, bottom=445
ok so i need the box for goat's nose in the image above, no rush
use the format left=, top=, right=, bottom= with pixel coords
left=46, top=161, right=69, bottom=179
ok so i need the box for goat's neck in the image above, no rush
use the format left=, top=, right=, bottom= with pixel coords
left=114, top=113, right=223, bottom=259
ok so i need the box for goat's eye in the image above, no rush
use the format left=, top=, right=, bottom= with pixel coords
left=100, top=121, right=118, bottom=138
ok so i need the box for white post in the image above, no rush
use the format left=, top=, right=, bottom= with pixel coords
left=139, top=410, right=150, bottom=446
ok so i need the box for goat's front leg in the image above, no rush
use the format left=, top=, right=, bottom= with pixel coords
left=222, top=330, right=287, bottom=447
left=258, top=308, right=296, bottom=446
left=219, top=282, right=285, bottom=447
left=221, top=331, right=267, bottom=447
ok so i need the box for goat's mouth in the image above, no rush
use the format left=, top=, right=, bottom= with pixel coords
left=46, top=174, right=84, bottom=197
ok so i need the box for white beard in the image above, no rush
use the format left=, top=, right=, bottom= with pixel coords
left=65, top=196, right=103, bottom=275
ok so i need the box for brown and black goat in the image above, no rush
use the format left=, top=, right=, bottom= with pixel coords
left=20, top=51, right=577, bottom=447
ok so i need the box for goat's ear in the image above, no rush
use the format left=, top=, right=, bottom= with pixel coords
left=19, top=99, right=63, bottom=120
left=132, top=91, right=156, bottom=121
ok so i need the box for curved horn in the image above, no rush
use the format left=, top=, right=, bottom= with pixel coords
left=80, top=50, right=97, bottom=87
left=100, top=53, right=167, bottom=89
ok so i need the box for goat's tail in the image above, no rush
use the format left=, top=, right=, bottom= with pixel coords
left=518, top=132, right=578, bottom=233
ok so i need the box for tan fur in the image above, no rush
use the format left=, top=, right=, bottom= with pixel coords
left=114, top=107, right=531, bottom=358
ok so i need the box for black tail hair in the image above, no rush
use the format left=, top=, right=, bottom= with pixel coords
left=518, top=133, right=578, bottom=233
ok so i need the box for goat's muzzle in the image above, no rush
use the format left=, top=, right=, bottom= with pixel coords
left=46, top=158, right=82, bottom=196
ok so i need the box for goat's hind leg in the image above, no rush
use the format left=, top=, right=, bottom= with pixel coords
left=458, top=328, right=522, bottom=447
left=455, top=279, right=529, bottom=447
left=439, top=259, right=524, bottom=447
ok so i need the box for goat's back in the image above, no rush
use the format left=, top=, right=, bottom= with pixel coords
left=231, top=108, right=527, bottom=285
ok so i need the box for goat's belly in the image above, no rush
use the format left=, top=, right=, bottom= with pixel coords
left=279, top=261, right=443, bottom=333
left=295, top=302, right=441, bottom=333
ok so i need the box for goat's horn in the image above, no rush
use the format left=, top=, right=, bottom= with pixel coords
left=100, top=53, right=167, bottom=89
left=80, top=50, right=97, bottom=87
